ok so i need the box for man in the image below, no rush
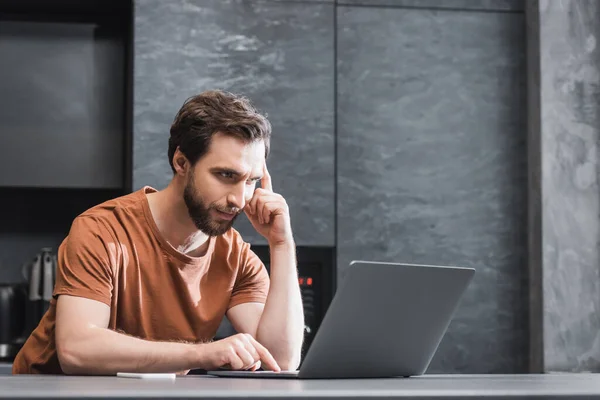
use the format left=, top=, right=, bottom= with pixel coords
left=12, top=90, right=304, bottom=375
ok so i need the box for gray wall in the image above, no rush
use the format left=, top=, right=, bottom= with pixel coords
left=337, top=0, right=522, bottom=10
left=133, top=0, right=335, bottom=246
left=337, top=1, right=527, bottom=374
left=528, top=0, right=600, bottom=373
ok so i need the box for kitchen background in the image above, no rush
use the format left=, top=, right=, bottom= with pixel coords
left=0, top=0, right=598, bottom=375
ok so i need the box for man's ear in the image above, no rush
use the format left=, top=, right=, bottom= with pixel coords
left=172, top=147, right=189, bottom=176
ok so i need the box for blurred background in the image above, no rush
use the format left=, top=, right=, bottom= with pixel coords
left=0, top=0, right=598, bottom=376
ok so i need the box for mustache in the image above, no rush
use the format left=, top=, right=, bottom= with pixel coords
left=213, top=205, right=241, bottom=215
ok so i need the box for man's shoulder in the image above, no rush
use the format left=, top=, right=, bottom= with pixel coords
left=81, top=188, right=146, bottom=217
left=69, top=188, right=150, bottom=237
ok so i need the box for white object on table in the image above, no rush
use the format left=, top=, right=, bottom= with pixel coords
left=117, top=372, right=176, bottom=380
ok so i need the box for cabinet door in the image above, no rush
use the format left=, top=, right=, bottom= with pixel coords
left=133, top=0, right=334, bottom=246
left=337, top=6, right=527, bottom=373
left=0, top=20, right=125, bottom=189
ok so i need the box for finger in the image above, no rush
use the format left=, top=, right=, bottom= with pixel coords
left=261, top=162, right=273, bottom=192
left=226, top=350, right=245, bottom=371
left=244, top=206, right=263, bottom=227
left=249, top=361, right=261, bottom=371
left=256, top=203, right=263, bottom=225
left=235, top=346, right=257, bottom=370
left=241, top=335, right=261, bottom=361
left=244, top=208, right=260, bottom=227
left=249, top=191, right=280, bottom=223
left=245, top=194, right=260, bottom=223
left=248, top=188, right=264, bottom=215
left=249, top=336, right=280, bottom=372
left=261, top=200, right=282, bottom=225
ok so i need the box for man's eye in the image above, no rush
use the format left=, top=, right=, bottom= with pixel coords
left=246, top=179, right=259, bottom=186
left=219, top=172, right=234, bottom=179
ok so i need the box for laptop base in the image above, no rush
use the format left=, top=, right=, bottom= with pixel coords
left=207, top=370, right=300, bottom=379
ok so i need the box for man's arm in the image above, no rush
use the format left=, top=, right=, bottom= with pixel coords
left=257, top=242, right=304, bottom=369
left=56, top=295, right=280, bottom=375
left=227, top=242, right=304, bottom=371
left=231, top=162, right=304, bottom=371
left=55, top=295, right=200, bottom=374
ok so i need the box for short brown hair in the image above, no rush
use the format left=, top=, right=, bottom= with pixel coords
left=168, top=90, right=272, bottom=173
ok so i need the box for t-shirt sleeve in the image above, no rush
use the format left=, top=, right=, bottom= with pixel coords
left=53, top=216, right=114, bottom=306
left=228, top=242, right=270, bottom=310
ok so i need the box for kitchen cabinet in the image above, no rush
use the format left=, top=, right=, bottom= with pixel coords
left=336, top=6, right=527, bottom=373
left=0, top=1, right=131, bottom=190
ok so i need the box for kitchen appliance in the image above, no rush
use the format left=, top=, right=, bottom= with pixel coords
left=21, top=248, right=57, bottom=336
left=0, top=283, right=26, bottom=360
left=0, top=247, right=63, bottom=361
left=251, top=246, right=335, bottom=357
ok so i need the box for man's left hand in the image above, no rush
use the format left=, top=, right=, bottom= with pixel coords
left=244, top=162, right=293, bottom=246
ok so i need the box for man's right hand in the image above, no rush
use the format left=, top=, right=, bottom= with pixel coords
left=198, top=333, right=281, bottom=372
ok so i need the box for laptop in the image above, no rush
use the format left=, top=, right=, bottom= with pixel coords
left=208, top=260, right=475, bottom=379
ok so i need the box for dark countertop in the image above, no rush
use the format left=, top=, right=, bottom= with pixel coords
left=2, top=373, right=600, bottom=399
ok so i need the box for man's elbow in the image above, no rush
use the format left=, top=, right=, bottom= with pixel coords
left=276, top=353, right=302, bottom=372
left=278, top=360, right=300, bottom=372
left=56, top=340, right=89, bottom=375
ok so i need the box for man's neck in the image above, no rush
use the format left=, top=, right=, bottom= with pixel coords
left=145, top=184, right=211, bottom=258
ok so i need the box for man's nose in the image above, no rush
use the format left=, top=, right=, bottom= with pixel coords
left=228, top=184, right=247, bottom=210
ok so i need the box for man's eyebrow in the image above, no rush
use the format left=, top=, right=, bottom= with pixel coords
left=211, top=167, right=262, bottom=181
left=210, top=167, right=243, bottom=176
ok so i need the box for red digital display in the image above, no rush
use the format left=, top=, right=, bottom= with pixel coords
left=298, top=276, right=313, bottom=286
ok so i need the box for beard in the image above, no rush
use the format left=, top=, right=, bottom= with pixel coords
left=183, top=175, right=240, bottom=236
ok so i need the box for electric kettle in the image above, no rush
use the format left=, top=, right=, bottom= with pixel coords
left=21, top=247, right=57, bottom=334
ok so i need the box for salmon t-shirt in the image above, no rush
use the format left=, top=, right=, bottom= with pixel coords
left=12, top=186, right=269, bottom=374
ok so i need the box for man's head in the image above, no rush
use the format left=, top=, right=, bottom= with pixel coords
left=169, top=90, right=271, bottom=236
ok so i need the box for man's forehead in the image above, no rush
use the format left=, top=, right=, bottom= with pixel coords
left=208, top=134, right=265, bottom=157
left=202, top=136, right=265, bottom=174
